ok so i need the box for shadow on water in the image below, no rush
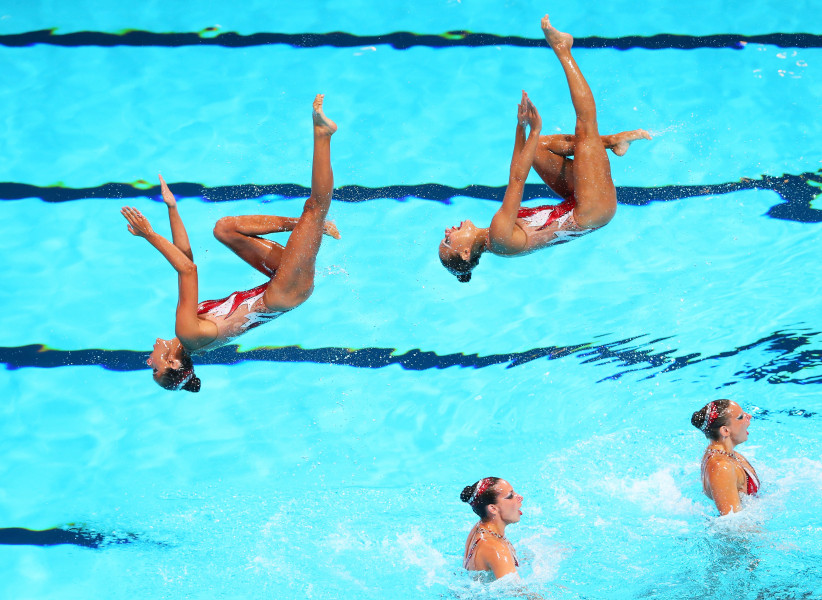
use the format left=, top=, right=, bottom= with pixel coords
left=1, top=170, right=821, bottom=223
left=1, top=328, right=821, bottom=390
left=0, top=526, right=139, bottom=549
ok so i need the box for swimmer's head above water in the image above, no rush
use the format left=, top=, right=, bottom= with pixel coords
left=147, top=337, right=201, bottom=393
left=461, top=477, right=523, bottom=522
left=439, top=220, right=488, bottom=283
left=691, top=399, right=751, bottom=443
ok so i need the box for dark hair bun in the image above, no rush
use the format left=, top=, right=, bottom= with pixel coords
left=457, top=272, right=472, bottom=283
left=691, top=409, right=706, bottom=431
left=460, top=484, right=476, bottom=503
left=182, top=376, right=201, bottom=393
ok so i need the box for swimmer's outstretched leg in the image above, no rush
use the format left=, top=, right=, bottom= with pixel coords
left=213, top=215, right=340, bottom=277
left=542, top=14, right=616, bottom=228
left=531, top=128, right=651, bottom=200
left=262, top=94, right=336, bottom=310
left=540, top=129, right=652, bottom=157
left=605, top=129, right=653, bottom=156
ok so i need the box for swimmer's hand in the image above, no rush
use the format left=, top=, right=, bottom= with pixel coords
left=517, top=91, right=528, bottom=127
left=521, top=92, right=542, bottom=132
left=121, top=206, right=155, bottom=238
left=323, top=220, right=341, bottom=240
left=158, top=174, right=177, bottom=208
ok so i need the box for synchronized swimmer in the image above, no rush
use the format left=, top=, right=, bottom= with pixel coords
left=692, top=399, right=760, bottom=515
left=461, top=478, right=523, bottom=580
left=121, top=95, right=338, bottom=392
left=439, top=15, right=650, bottom=282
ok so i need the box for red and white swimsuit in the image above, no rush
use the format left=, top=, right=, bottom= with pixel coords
left=517, top=197, right=595, bottom=246
left=194, top=283, right=288, bottom=352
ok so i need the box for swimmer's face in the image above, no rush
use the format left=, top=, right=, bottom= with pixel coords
left=491, top=479, right=523, bottom=524
left=147, top=337, right=184, bottom=382
left=440, top=220, right=479, bottom=261
left=722, top=401, right=752, bottom=445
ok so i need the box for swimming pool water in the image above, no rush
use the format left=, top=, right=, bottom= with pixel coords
left=1, top=1, right=821, bottom=598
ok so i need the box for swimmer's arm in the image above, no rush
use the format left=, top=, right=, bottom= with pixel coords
left=159, top=174, right=193, bottom=261
left=124, top=214, right=196, bottom=274
left=121, top=206, right=213, bottom=342
left=121, top=207, right=196, bottom=274
left=476, top=543, right=518, bottom=580
left=706, top=459, right=743, bottom=515
left=489, top=119, right=540, bottom=252
left=173, top=262, right=215, bottom=345
left=140, top=230, right=203, bottom=333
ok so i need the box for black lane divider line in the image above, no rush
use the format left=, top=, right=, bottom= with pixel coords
left=0, top=527, right=138, bottom=549
left=1, top=29, right=821, bottom=50
left=1, top=328, right=820, bottom=386
left=2, top=170, right=821, bottom=223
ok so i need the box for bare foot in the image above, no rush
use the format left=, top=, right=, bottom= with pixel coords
left=610, top=129, right=653, bottom=156
left=323, top=220, right=341, bottom=239
left=312, top=94, right=337, bottom=136
left=541, top=14, right=573, bottom=51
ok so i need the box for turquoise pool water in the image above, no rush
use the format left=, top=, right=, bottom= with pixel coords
left=1, top=1, right=821, bottom=598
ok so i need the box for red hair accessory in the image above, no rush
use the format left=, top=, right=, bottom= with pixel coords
left=469, top=478, right=492, bottom=506
left=703, top=402, right=720, bottom=431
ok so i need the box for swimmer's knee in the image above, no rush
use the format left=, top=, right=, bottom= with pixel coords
left=575, top=202, right=616, bottom=229
left=213, top=217, right=237, bottom=242
left=263, top=284, right=313, bottom=312
left=574, top=117, right=600, bottom=140
left=303, top=193, right=332, bottom=214
left=288, top=283, right=314, bottom=306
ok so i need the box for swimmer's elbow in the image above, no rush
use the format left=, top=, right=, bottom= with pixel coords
left=718, top=503, right=742, bottom=516
left=715, top=497, right=742, bottom=516
left=494, top=570, right=521, bottom=583
left=492, top=563, right=518, bottom=580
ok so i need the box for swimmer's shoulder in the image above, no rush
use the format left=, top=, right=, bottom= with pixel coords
left=488, top=226, right=528, bottom=256
left=702, top=451, right=735, bottom=473
left=179, top=317, right=220, bottom=352
left=703, top=452, right=745, bottom=491
left=473, top=535, right=513, bottom=565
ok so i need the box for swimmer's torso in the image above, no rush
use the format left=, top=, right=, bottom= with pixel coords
left=189, top=283, right=288, bottom=353
left=514, top=199, right=595, bottom=254
left=463, top=523, right=519, bottom=572
left=701, top=449, right=760, bottom=498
